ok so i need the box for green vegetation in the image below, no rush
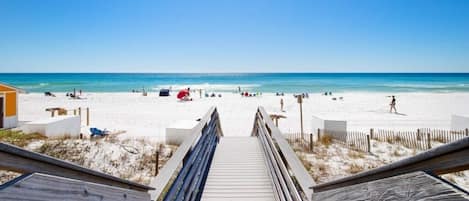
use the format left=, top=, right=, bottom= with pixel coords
left=0, top=130, right=46, bottom=147
left=318, top=134, right=333, bottom=147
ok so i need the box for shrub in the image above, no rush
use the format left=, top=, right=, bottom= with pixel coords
left=348, top=163, right=364, bottom=174
left=319, top=134, right=333, bottom=147
left=347, top=150, right=364, bottom=159
left=0, top=130, right=46, bottom=147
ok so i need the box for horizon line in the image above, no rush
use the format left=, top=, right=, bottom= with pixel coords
left=1, top=71, right=469, bottom=74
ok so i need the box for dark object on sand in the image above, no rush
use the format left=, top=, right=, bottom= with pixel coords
left=159, top=89, right=170, bottom=96
left=44, top=92, right=55, bottom=97
left=90, top=127, right=109, bottom=137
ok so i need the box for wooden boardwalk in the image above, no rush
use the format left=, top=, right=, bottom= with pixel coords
left=201, top=137, right=274, bottom=201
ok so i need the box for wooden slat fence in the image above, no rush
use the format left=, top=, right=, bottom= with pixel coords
left=322, top=130, right=369, bottom=152
left=421, top=128, right=467, bottom=144
left=345, top=130, right=368, bottom=152
left=373, top=129, right=428, bottom=150
left=285, top=128, right=468, bottom=154
left=284, top=132, right=312, bottom=152
left=373, top=128, right=468, bottom=150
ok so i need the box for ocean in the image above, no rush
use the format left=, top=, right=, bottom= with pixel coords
left=1, top=73, right=469, bottom=93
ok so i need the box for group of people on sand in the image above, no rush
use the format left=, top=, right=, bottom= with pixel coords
left=241, top=91, right=262, bottom=97
left=294, top=93, right=309, bottom=99
left=66, top=89, right=83, bottom=99
left=277, top=92, right=399, bottom=115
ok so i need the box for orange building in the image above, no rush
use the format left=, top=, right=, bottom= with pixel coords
left=0, top=83, right=18, bottom=129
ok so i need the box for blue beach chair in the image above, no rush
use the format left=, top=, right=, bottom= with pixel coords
left=90, top=127, right=109, bottom=137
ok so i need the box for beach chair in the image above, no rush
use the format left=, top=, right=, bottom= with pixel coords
left=90, top=127, right=109, bottom=137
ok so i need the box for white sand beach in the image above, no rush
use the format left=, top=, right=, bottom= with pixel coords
left=18, top=92, right=469, bottom=141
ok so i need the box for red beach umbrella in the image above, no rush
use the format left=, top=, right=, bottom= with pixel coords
left=177, top=89, right=189, bottom=99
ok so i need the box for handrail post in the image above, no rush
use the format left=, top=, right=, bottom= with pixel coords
left=309, top=133, right=313, bottom=153
left=317, top=128, right=321, bottom=141
left=427, top=133, right=431, bottom=149
left=367, top=135, right=371, bottom=153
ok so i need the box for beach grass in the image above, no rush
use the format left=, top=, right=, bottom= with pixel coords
left=0, top=130, right=46, bottom=147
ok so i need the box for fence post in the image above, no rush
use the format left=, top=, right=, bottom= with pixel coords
left=86, top=107, right=90, bottom=126
left=427, top=133, right=431, bottom=149
left=309, top=133, right=313, bottom=153
left=317, top=128, right=321, bottom=141
left=367, top=135, right=371, bottom=153
left=466, top=128, right=468, bottom=136
left=155, top=150, right=159, bottom=176
left=370, top=128, right=374, bottom=139
left=73, top=109, right=77, bottom=115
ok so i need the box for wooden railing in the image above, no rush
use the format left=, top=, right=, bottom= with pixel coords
left=311, top=136, right=469, bottom=193
left=148, top=106, right=223, bottom=201
left=0, top=142, right=152, bottom=192
left=0, top=141, right=153, bottom=200
left=253, top=107, right=315, bottom=201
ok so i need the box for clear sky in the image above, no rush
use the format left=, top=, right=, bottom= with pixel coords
left=0, top=0, right=468, bottom=73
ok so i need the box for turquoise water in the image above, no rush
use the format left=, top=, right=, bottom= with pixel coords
left=1, top=73, right=469, bottom=93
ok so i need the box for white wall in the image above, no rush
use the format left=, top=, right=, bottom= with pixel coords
left=451, top=115, right=469, bottom=130
left=165, top=120, right=199, bottom=145
left=22, top=115, right=81, bottom=138
left=311, top=116, right=325, bottom=134
left=3, top=116, right=18, bottom=129
left=312, top=115, right=347, bottom=142
left=324, top=120, right=347, bottom=142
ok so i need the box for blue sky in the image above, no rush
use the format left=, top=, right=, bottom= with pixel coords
left=0, top=0, right=468, bottom=73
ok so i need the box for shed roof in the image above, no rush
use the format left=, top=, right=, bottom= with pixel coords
left=0, top=82, right=24, bottom=92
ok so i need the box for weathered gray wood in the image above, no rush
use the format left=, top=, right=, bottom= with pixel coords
left=257, top=107, right=315, bottom=201
left=312, top=171, right=469, bottom=201
left=0, top=173, right=150, bottom=201
left=0, top=143, right=152, bottom=192
left=312, top=136, right=469, bottom=192
left=258, top=115, right=303, bottom=201
left=201, top=137, right=274, bottom=201
left=148, top=107, right=220, bottom=200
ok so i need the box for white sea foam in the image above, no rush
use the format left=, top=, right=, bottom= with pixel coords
left=21, top=83, right=49, bottom=89
left=153, top=83, right=261, bottom=91
left=380, top=83, right=468, bottom=89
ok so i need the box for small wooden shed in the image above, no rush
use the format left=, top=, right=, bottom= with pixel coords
left=0, top=83, right=19, bottom=129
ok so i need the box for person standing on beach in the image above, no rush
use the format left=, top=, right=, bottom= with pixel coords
left=280, top=98, right=284, bottom=112
left=390, top=96, right=397, bottom=113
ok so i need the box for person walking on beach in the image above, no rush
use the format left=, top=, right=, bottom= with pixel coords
left=280, top=98, right=284, bottom=112
left=390, top=95, right=397, bottom=113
